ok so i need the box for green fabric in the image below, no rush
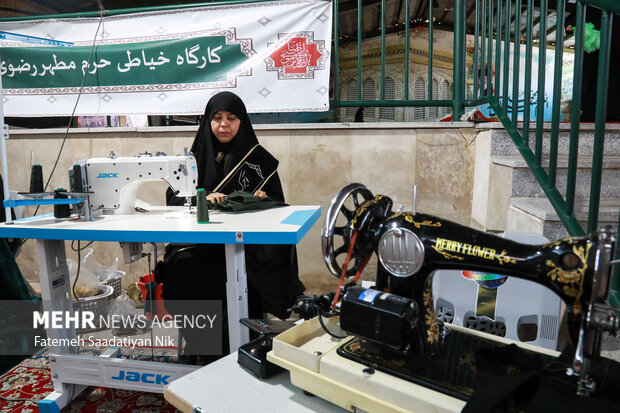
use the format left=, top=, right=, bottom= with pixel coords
left=583, top=22, right=601, bottom=53
left=0, top=239, right=42, bottom=374
left=0, top=239, right=34, bottom=301
left=209, top=190, right=287, bottom=212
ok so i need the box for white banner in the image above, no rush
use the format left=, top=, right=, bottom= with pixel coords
left=0, top=0, right=332, bottom=116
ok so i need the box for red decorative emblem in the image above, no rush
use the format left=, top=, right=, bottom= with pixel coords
left=265, top=32, right=328, bottom=79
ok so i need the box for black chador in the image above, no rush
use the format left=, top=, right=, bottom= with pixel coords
left=160, top=92, right=304, bottom=358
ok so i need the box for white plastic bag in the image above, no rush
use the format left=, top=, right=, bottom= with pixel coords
left=67, top=258, right=100, bottom=298
left=108, top=294, right=150, bottom=336
left=81, top=248, right=119, bottom=282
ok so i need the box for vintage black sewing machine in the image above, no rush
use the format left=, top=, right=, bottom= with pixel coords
left=268, top=183, right=620, bottom=412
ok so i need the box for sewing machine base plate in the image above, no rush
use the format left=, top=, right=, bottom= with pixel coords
left=268, top=318, right=620, bottom=413
left=336, top=331, right=557, bottom=401
left=270, top=318, right=620, bottom=412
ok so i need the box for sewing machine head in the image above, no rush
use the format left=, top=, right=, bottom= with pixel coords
left=317, top=183, right=619, bottom=397
left=69, top=149, right=197, bottom=216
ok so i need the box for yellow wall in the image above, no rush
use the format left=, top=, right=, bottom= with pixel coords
left=5, top=122, right=476, bottom=295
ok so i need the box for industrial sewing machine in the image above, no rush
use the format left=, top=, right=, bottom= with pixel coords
left=68, top=149, right=197, bottom=217
left=268, top=183, right=620, bottom=412
left=66, top=149, right=197, bottom=263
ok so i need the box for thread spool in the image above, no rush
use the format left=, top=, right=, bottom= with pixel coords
left=53, top=188, right=71, bottom=218
left=196, top=188, right=209, bottom=224
left=69, top=164, right=83, bottom=193
left=29, top=164, right=44, bottom=193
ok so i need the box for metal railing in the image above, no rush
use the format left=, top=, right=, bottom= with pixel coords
left=330, top=0, right=620, bottom=306
left=1, top=0, right=618, bottom=303
left=331, top=0, right=618, bottom=233
left=461, top=0, right=616, bottom=237
left=467, top=0, right=619, bottom=305
left=331, top=0, right=456, bottom=119
left=1, top=0, right=615, bottom=239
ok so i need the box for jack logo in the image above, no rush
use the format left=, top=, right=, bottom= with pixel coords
left=96, top=172, right=118, bottom=178
left=111, top=370, right=171, bottom=385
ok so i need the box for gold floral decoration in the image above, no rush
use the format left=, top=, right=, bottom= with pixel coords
left=343, top=340, right=406, bottom=369
left=432, top=246, right=465, bottom=261
left=423, top=288, right=440, bottom=344
left=350, top=195, right=383, bottom=227
left=386, top=213, right=442, bottom=229
left=458, top=353, right=478, bottom=374
left=546, top=242, right=592, bottom=314
left=543, top=238, right=578, bottom=249
left=494, top=250, right=516, bottom=265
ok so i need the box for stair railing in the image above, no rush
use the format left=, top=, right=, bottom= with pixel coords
left=330, top=0, right=619, bottom=305
left=462, top=0, right=620, bottom=305
left=468, top=0, right=614, bottom=237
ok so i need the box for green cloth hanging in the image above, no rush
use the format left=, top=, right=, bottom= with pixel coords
left=582, top=22, right=601, bottom=53
left=0, top=238, right=43, bottom=374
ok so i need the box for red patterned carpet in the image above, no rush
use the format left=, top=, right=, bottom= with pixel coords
left=0, top=348, right=181, bottom=412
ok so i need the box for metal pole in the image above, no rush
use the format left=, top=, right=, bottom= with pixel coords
left=333, top=0, right=340, bottom=109
left=548, top=0, right=565, bottom=188
left=357, top=0, right=362, bottom=101
left=522, top=0, right=534, bottom=145
left=381, top=0, right=386, bottom=101
left=587, top=10, right=613, bottom=233
left=404, top=0, right=410, bottom=100
left=567, top=2, right=585, bottom=216
left=0, top=52, right=11, bottom=223
left=535, top=0, right=547, bottom=165
left=453, top=0, right=466, bottom=121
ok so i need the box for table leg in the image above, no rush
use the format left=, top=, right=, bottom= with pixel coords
left=225, top=243, right=250, bottom=352
left=36, top=239, right=84, bottom=411
left=35, top=239, right=199, bottom=410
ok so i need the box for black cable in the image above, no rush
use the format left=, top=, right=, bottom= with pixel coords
left=32, top=6, right=105, bottom=217
left=71, top=240, right=82, bottom=312
left=70, top=238, right=98, bottom=341
left=318, top=311, right=347, bottom=339
left=71, top=240, right=94, bottom=251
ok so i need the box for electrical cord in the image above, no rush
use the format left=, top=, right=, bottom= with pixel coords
left=71, top=240, right=94, bottom=251
left=5, top=10, right=107, bottom=404
left=290, top=294, right=348, bottom=339
left=30, top=5, right=105, bottom=218
left=70, top=239, right=97, bottom=342
left=71, top=240, right=83, bottom=325
left=318, top=311, right=347, bottom=339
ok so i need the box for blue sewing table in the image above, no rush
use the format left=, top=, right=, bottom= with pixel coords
left=0, top=205, right=321, bottom=412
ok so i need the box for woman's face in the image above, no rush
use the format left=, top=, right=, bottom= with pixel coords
left=210, top=110, right=241, bottom=143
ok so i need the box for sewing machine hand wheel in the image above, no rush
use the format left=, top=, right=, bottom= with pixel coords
left=322, top=183, right=374, bottom=279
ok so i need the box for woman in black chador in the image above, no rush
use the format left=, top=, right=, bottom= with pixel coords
left=161, top=91, right=304, bottom=361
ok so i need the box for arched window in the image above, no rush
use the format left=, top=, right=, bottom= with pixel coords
left=413, top=77, right=426, bottom=121
left=362, top=78, right=376, bottom=121
left=346, top=79, right=358, bottom=121
left=379, top=76, right=396, bottom=121
left=429, top=79, right=439, bottom=120
left=440, top=79, right=451, bottom=118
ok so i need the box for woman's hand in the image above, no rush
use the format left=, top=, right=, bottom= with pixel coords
left=254, top=190, right=267, bottom=199
left=207, top=192, right=226, bottom=204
